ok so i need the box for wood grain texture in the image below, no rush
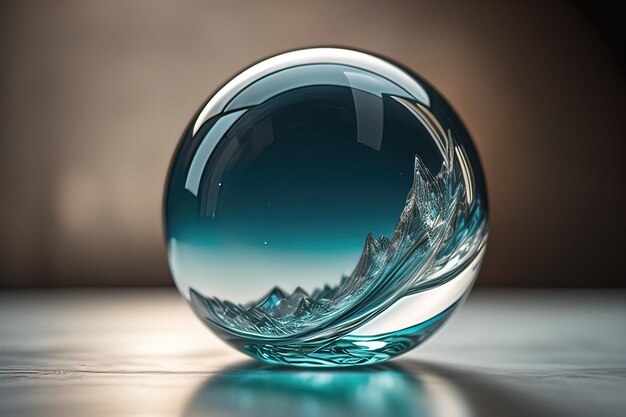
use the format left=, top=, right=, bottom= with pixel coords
left=1, top=289, right=624, bottom=417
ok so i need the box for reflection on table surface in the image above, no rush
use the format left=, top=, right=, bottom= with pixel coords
left=1, top=289, right=624, bottom=417
left=184, top=361, right=467, bottom=417
left=183, top=360, right=565, bottom=417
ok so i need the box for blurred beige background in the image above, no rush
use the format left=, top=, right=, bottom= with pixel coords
left=0, top=0, right=623, bottom=287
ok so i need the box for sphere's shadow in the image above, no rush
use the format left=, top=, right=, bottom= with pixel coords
left=181, top=359, right=565, bottom=417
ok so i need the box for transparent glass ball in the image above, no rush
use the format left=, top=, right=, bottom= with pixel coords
left=164, top=48, right=488, bottom=367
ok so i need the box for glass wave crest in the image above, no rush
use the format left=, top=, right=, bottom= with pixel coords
left=189, top=115, right=487, bottom=365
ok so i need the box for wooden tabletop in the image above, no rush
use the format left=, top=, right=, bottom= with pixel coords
left=1, top=289, right=624, bottom=417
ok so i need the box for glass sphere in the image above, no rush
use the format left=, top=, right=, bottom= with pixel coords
left=164, top=48, right=488, bottom=367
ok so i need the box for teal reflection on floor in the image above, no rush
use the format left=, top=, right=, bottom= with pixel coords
left=183, top=362, right=469, bottom=417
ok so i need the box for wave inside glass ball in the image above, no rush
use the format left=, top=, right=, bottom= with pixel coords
left=165, top=48, right=488, bottom=367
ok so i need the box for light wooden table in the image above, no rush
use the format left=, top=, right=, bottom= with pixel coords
left=1, top=289, right=624, bottom=417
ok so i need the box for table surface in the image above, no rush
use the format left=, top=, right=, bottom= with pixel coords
left=1, top=289, right=624, bottom=417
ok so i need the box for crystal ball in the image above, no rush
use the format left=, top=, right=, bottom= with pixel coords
left=164, top=48, right=488, bottom=367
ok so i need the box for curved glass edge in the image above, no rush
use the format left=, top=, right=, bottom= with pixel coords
left=192, top=48, right=431, bottom=136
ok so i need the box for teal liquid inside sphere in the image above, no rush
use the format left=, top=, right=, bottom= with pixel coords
left=164, top=48, right=488, bottom=366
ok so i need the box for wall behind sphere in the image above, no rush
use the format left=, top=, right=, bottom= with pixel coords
left=0, top=1, right=623, bottom=288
